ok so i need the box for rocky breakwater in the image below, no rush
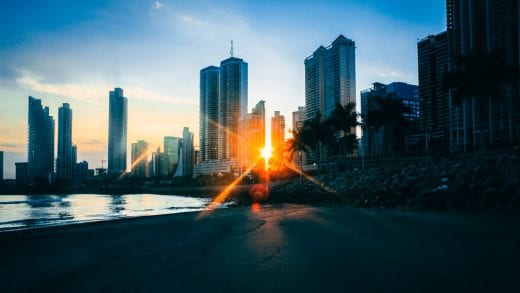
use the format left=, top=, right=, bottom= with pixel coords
left=267, top=148, right=520, bottom=214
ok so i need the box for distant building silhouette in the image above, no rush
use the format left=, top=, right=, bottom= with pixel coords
left=0, top=151, right=3, bottom=181
left=57, top=103, right=73, bottom=179
left=218, top=57, right=248, bottom=161
left=361, top=82, right=419, bottom=156
left=292, top=106, right=307, bottom=167
left=28, top=96, right=55, bottom=183
left=164, top=136, right=181, bottom=176
left=15, top=162, right=29, bottom=186
left=239, top=100, right=265, bottom=172
left=108, top=88, right=128, bottom=175
left=175, top=127, right=194, bottom=177
left=271, top=111, right=286, bottom=156
left=446, top=0, right=520, bottom=149
left=292, top=106, right=306, bottom=132
left=131, top=140, right=148, bottom=177
left=305, top=35, right=356, bottom=162
left=199, top=66, right=220, bottom=162
left=418, top=32, right=449, bottom=152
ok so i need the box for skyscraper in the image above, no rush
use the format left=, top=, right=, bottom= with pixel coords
left=108, top=88, right=128, bottom=175
left=57, top=103, right=73, bottom=179
left=164, top=136, right=181, bottom=175
left=271, top=111, right=286, bottom=156
left=175, top=127, right=194, bottom=177
left=200, top=66, right=220, bottom=162
left=182, top=127, right=194, bottom=177
left=418, top=32, right=449, bottom=151
left=219, top=56, right=248, bottom=160
left=131, top=140, right=148, bottom=177
left=446, top=0, right=520, bottom=149
left=28, top=96, right=55, bottom=182
left=292, top=106, right=306, bottom=132
left=305, top=35, right=356, bottom=162
left=305, top=35, right=356, bottom=121
left=239, top=100, right=266, bottom=171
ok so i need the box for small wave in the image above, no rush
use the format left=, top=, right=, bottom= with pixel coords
left=0, top=198, right=63, bottom=205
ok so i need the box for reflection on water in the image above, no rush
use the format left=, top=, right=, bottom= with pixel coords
left=0, top=194, right=213, bottom=231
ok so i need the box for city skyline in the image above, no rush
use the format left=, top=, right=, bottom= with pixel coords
left=0, top=0, right=445, bottom=178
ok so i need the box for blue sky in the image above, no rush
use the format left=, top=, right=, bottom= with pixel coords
left=0, top=0, right=445, bottom=178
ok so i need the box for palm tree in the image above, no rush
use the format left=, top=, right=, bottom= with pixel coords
left=286, top=129, right=308, bottom=177
left=327, top=102, right=360, bottom=157
left=366, top=95, right=411, bottom=156
left=446, top=48, right=519, bottom=149
left=300, top=112, right=335, bottom=173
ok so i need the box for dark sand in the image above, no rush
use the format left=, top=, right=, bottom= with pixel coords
left=1, top=204, right=520, bottom=292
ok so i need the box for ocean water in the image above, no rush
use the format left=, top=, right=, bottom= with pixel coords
left=0, top=194, right=215, bottom=231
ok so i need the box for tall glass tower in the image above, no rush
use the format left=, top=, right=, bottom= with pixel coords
left=305, top=35, right=356, bottom=121
left=28, top=96, right=55, bottom=182
left=108, top=88, right=128, bottom=175
left=199, top=66, right=220, bottom=162
left=218, top=57, right=248, bottom=160
left=57, top=103, right=73, bottom=179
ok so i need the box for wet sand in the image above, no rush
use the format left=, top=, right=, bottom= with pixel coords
left=1, top=204, right=520, bottom=292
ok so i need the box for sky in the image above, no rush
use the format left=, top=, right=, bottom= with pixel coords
left=0, top=0, right=446, bottom=179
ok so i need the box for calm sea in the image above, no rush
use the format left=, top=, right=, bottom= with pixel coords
left=0, top=194, right=216, bottom=231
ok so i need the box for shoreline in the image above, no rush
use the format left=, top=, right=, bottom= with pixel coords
left=1, top=204, right=520, bottom=291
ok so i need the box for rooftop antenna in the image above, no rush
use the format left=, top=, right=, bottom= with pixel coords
left=230, top=40, right=234, bottom=57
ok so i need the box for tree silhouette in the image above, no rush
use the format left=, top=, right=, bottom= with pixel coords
left=366, top=94, right=411, bottom=155
left=446, top=48, right=519, bottom=148
left=326, top=102, right=360, bottom=157
left=286, top=129, right=308, bottom=177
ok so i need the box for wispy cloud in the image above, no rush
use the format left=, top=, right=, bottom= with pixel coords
left=152, top=1, right=163, bottom=10
left=16, top=70, right=195, bottom=106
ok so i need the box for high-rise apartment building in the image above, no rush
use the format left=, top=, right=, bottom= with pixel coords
left=200, top=66, right=220, bottom=162
left=131, top=140, right=148, bottom=177
left=418, top=32, right=449, bottom=151
left=305, top=35, right=356, bottom=162
left=305, top=35, right=356, bottom=121
left=238, top=100, right=265, bottom=171
left=108, top=88, right=128, bottom=175
left=271, top=111, right=286, bottom=155
left=175, top=127, right=194, bottom=177
left=28, top=96, right=55, bottom=182
left=446, top=0, right=520, bottom=149
left=57, top=103, right=73, bottom=179
left=292, top=106, right=306, bottom=132
left=164, top=136, right=181, bottom=175
left=218, top=57, right=248, bottom=160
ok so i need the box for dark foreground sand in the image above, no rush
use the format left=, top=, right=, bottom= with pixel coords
left=1, top=204, right=520, bottom=292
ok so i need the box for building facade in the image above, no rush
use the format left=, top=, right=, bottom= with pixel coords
left=446, top=0, right=520, bottom=149
left=131, top=140, right=148, bottom=177
left=361, top=82, right=419, bottom=156
left=199, top=66, right=220, bottom=162
left=238, top=100, right=265, bottom=171
left=218, top=57, right=248, bottom=160
left=304, top=35, right=356, bottom=162
left=418, top=32, right=450, bottom=151
left=164, top=136, right=181, bottom=176
left=292, top=106, right=306, bottom=132
left=57, top=103, right=73, bottom=179
left=271, top=111, right=286, bottom=155
left=108, top=88, right=128, bottom=175
left=28, top=96, right=55, bottom=182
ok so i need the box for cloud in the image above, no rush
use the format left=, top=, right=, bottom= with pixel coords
left=15, top=70, right=195, bottom=106
left=152, top=1, right=163, bottom=10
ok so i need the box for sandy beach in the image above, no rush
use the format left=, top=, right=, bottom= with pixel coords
left=1, top=204, right=520, bottom=292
